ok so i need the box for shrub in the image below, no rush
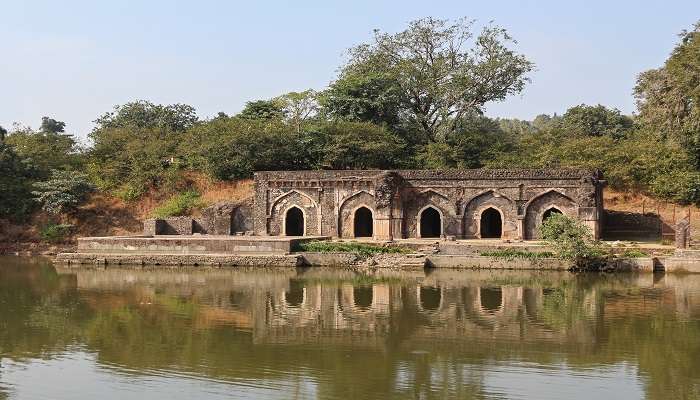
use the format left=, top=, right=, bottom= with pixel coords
left=620, top=249, right=649, bottom=258
left=40, top=223, right=73, bottom=243
left=152, top=190, right=204, bottom=218
left=32, top=170, right=95, bottom=215
left=539, top=213, right=607, bottom=267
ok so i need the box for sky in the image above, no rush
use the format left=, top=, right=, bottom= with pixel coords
left=1, top=0, right=698, bottom=140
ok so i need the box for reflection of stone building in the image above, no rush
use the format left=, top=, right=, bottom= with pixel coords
left=254, top=169, right=605, bottom=240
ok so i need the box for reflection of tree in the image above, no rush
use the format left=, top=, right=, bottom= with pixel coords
left=2, top=261, right=700, bottom=399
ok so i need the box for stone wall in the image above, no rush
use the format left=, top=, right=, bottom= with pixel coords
left=602, top=210, right=661, bottom=240
left=254, top=169, right=605, bottom=240
left=143, top=199, right=253, bottom=236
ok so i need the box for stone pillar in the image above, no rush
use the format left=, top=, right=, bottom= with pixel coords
left=516, top=217, right=525, bottom=240
left=374, top=216, right=393, bottom=241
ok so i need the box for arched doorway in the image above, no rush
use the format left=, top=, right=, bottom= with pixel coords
left=285, top=207, right=304, bottom=236
left=353, top=207, right=373, bottom=238
left=419, top=207, right=442, bottom=238
left=480, top=208, right=502, bottom=238
left=542, top=207, right=562, bottom=223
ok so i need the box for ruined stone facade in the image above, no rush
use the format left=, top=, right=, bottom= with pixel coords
left=253, top=169, right=605, bottom=240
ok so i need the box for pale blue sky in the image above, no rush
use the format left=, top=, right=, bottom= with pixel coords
left=1, top=0, right=698, bottom=139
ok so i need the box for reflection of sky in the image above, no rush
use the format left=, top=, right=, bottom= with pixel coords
left=1, top=352, right=645, bottom=400
left=482, top=362, right=644, bottom=400
left=0, top=352, right=317, bottom=400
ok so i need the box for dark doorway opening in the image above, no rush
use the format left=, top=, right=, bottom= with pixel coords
left=285, top=207, right=304, bottom=236
left=353, top=286, right=373, bottom=309
left=542, top=207, right=562, bottom=223
left=420, top=286, right=442, bottom=310
left=419, top=207, right=441, bottom=238
left=480, top=208, right=502, bottom=238
left=480, top=287, right=502, bottom=313
left=353, top=207, right=373, bottom=238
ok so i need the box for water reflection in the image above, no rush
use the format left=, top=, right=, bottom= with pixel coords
left=0, top=257, right=699, bottom=399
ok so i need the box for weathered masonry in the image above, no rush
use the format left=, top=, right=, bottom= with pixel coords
left=253, top=169, right=605, bottom=241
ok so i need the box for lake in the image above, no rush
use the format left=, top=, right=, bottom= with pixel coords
left=0, top=257, right=698, bottom=399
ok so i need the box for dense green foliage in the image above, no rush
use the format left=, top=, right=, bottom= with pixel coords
left=151, top=190, right=205, bottom=218
left=32, top=170, right=95, bottom=215
left=2, top=18, right=700, bottom=226
left=0, top=142, right=37, bottom=221
left=539, top=213, right=605, bottom=261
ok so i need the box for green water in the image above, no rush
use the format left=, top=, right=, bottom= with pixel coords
left=0, top=257, right=699, bottom=400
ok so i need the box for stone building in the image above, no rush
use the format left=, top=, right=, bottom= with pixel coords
left=253, top=169, right=605, bottom=240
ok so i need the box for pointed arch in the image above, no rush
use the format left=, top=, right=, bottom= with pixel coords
left=524, top=190, right=578, bottom=240
left=338, top=191, right=376, bottom=238
left=353, top=206, right=374, bottom=238
left=463, top=190, right=516, bottom=239
left=417, top=205, right=443, bottom=238
left=283, top=206, right=305, bottom=236
left=268, top=189, right=319, bottom=236
left=479, top=207, right=503, bottom=238
left=418, top=189, right=450, bottom=201
left=270, top=189, right=318, bottom=213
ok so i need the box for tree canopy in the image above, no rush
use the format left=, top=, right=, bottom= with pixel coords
left=329, top=17, right=533, bottom=144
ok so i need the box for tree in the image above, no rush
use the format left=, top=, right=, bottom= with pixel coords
left=93, top=101, right=198, bottom=132
left=0, top=125, right=7, bottom=142
left=180, top=118, right=316, bottom=180
left=337, top=17, right=533, bottom=143
left=88, top=101, right=199, bottom=198
left=418, top=114, right=514, bottom=169
left=39, top=117, right=66, bottom=134
left=316, top=121, right=406, bottom=169
left=0, top=142, right=36, bottom=221
left=561, top=104, right=633, bottom=139
left=32, top=170, right=95, bottom=215
left=5, top=123, right=80, bottom=178
left=237, top=100, right=286, bottom=120
left=321, top=73, right=405, bottom=132
left=275, top=90, right=319, bottom=132
left=634, top=21, right=700, bottom=165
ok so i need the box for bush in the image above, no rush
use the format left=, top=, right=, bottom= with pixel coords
left=620, top=249, right=649, bottom=258
left=32, top=170, right=95, bottom=215
left=40, top=223, right=73, bottom=243
left=152, top=191, right=205, bottom=218
left=539, top=213, right=607, bottom=267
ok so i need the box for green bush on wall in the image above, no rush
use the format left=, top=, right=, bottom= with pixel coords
left=152, top=191, right=205, bottom=218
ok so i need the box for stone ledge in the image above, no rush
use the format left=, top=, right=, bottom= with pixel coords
left=55, top=253, right=302, bottom=267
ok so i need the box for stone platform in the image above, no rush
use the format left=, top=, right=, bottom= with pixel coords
left=73, top=235, right=329, bottom=255
left=55, top=252, right=302, bottom=267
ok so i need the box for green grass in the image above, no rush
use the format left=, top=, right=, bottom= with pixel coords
left=152, top=190, right=205, bottom=218
left=479, top=248, right=556, bottom=260
left=296, top=241, right=412, bottom=258
left=619, top=249, right=650, bottom=258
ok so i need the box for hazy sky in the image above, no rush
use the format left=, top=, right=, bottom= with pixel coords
left=1, top=0, right=698, bottom=139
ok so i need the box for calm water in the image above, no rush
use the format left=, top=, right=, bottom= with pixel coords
left=1, top=257, right=699, bottom=400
